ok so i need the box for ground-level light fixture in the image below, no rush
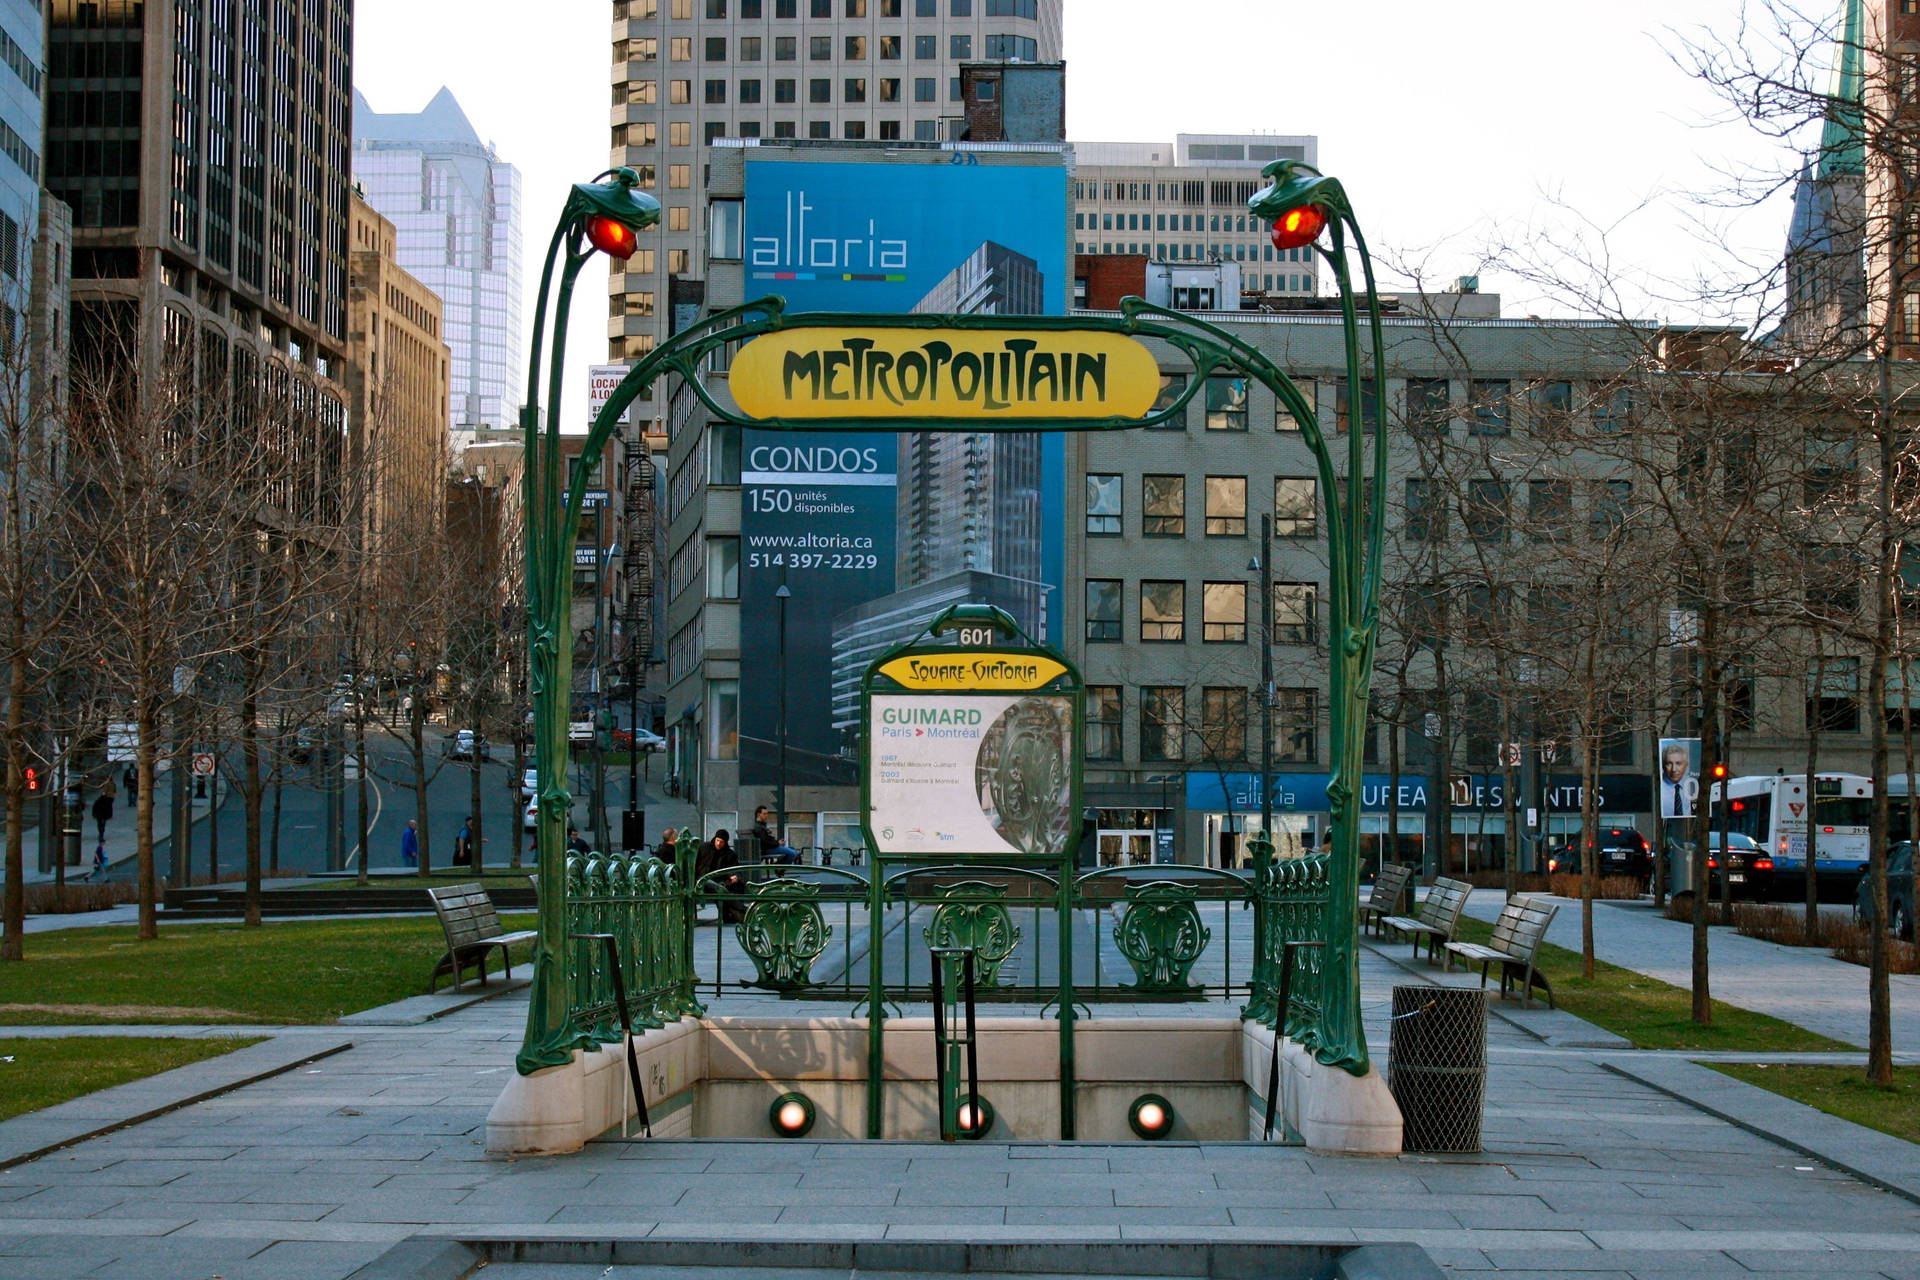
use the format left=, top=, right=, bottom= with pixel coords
left=769, top=1091, right=816, bottom=1137
left=955, top=1095, right=995, bottom=1139
left=1128, top=1093, right=1175, bottom=1140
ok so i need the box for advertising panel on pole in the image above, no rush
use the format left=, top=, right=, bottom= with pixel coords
left=737, top=153, right=1071, bottom=788
left=1656, top=737, right=1701, bottom=820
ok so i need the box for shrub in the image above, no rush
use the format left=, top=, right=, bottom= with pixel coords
left=1827, top=917, right=1920, bottom=974
left=1462, top=871, right=1551, bottom=892
left=1663, top=894, right=1733, bottom=926
left=1731, top=902, right=1826, bottom=948
left=22, top=881, right=140, bottom=914
left=1548, top=873, right=1645, bottom=900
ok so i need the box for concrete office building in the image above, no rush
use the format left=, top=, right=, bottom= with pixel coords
left=346, top=192, right=452, bottom=559
left=48, top=0, right=352, bottom=515
left=1072, top=134, right=1320, bottom=304
left=604, top=0, right=1064, bottom=424
left=353, top=88, right=523, bottom=441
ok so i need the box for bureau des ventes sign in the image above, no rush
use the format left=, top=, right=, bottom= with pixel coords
left=730, top=327, right=1161, bottom=421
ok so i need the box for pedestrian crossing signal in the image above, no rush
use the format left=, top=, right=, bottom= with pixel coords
left=23, top=766, right=40, bottom=794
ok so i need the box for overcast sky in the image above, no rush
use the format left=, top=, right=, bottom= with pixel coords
left=354, top=0, right=1815, bottom=404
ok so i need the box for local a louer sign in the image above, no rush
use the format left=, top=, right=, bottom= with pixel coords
left=731, top=327, right=1160, bottom=421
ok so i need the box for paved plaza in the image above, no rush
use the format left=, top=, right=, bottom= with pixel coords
left=5, top=894, right=1920, bottom=1277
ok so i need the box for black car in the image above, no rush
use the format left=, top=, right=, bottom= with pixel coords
left=1545, top=826, right=1654, bottom=890
left=1854, top=842, right=1915, bottom=941
left=1666, top=831, right=1772, bottom=901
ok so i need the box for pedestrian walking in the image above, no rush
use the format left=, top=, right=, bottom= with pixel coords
left=453, top=817, right=473, bottom=866
left=92, top=842, right=106, bottom=879
left=123, top=763, right=137, bottom=804
left=400, top=819, right=419, bottom=866
left=91, top=788, right=114, bottom=843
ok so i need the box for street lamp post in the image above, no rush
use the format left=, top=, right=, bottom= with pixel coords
left=1251, top=513, right=1274, bottom=863
left=774, top=582, right=791, bottom=841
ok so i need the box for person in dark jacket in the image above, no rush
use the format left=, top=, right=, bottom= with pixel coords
left=655, top=826, right=680, bottom=864
left=697, top=830, right=745, bottom=922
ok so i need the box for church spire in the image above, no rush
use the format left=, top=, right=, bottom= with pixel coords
left=1818, top=0, right=1866, bottom=178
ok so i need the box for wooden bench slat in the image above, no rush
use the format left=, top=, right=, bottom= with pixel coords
left=426, top=882, right=534, bottom=993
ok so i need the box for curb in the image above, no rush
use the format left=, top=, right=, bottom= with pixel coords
left=1600, top=1055, right=1920, bottom=1206
left=339, top=978, right=530, bottom=1026
left=0, top=1033, right=353, bottom=1170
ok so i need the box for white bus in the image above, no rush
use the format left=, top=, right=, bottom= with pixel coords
left=1707, top=773, right=1874, bottom=899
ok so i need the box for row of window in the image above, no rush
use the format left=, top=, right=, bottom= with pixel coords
left=1084, top=579, right=1316, bottom=647
left=1074, top=178, right=1268, bottom=207
left=1079, top=242, right=1309, bottom=268
left=1086, top=685, right=1319, bottom=765
left=662, top=73, right=955, bottom=104
left=1086, top=474, right=1319, bottom=539
left=1080, top=212, right=1314, bottom=240
left=617, top=30, right=1021, bottom=63
left=1128, top=373, right=1634, bottom=438
left=622, top=0, right=1037, bottom=19
left=616, top=116, right=929, bottom=145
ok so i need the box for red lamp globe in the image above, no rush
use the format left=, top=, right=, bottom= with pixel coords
left=1269, top=204, right=1327, bottom=252
left=585, top=214, right=639, bottom=260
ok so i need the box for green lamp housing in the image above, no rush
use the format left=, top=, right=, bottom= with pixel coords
left=572, top=167, right=661, bottom=258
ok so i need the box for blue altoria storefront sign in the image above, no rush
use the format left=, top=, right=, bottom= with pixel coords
left=1185, top=772, right=1653, bottom=814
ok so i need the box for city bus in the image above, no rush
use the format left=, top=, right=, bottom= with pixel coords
left=1707, top=773, right=1874, bottom=901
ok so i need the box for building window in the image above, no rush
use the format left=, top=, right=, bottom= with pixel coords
left=1143, top=474, right=1185, bottom=536
left=775, top=78, right=796, bottom=102
left=1204, top=476, right=1246, bottom=536
left=1086, top=473, right=1122, bottom=535
left=1149, top=373, right=1187, bottom=429
left=1404, top=377, right=1449, bottom=435
left=1528, top=479, right=1573, bottom=541
left=810, top=35, right=831, bottom=59
left=914, top=76, right=936, bottom=101
left=881, top=35, right=900, bottom=59
left=1141, top=580, right=1185, bottom=642
left=1469, top=378, right=1512, bottom=436
left=1809, top=657, right=1862, bottom=732
left=669, top=120, right=692, bottom=144
left=1274, top=689, right=1317, bottom=763
left=707, top=537, right=740, bottom=599
left=879, top=77, right=900, bottom=101
left=1464, top=479, right=1510, bottom=544
left=1590, top=478, right=1631, bottom=538
left=1405, top=478, right=1443, bottom=542
left=1274, top=477, right=1317, bottom=538
left=845, top=77, right=867, bottom=102
left=1273, top=583, right=1316, bottom=644
left=808, top=121, right=831, bottom=137
left=669, top=163, right=692, bottom=188
left=1206, top=374, right=1248, bottom=430
left=915, top=33, right=936, bottom=58
left=1334, top=379, right=1378, bottom=433
left=668, top=206, right=691, bottom=231
left=1276, top=377, right=1315, bottom=431
left=1086, top=686, right=1122, bottom=761
left=1085, top=579, right=1121, bottom=642
left=1531, top=379, right=1572, bottom=432
left=846, top=0, right=866, bottom=13
left=950, top=33, right=971, bottom=59
left=709, top=199, right=744, bottom=258
left=708, top=423, right=742, bottom=484
left=1202, top=688, right=1248, bottom=762
left=813, top=0, right=831, bottom=13
left=706, top=0, right=727, bottom=15
left=671, top=37, right=693, bottom=61
left=740, top=36, right=762, bottom=59
left=705, top=37, right=727, bottom=60
left=950, top=0, right=972, bottom=13
left=1141, top=686, right=1186, bottom=762
left=670, top=79, right=692, bottom=103
left=846, top=35, right=867, bottom=59
left=775, top=36, right=797, bottom=60
left=843, top=120, right=867, bottom=139
left=878, top=120, right=901, bottom=139
left=1202, top=581, right=1246, bottom=643
left=1594, top=384, right=1635, bottom=432
left=708, top=678, right=740, bottom=760
left=809, top=78, right=831, bottom=102
left=739, top=79, right=762, bottom=103
left=914, top=119, right=936, bottom=140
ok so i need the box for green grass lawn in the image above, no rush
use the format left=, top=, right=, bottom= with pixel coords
left=0, top=1036, right=263, bottom=1121
left=1447, top=915, right=1848, bottom=1053
left=1708, top=1063, right=1920, bottom=1144
left=0, top=914, right=535, bottom=1025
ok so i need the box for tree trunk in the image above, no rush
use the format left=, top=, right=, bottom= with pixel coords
left=1804, top=650, right=1824, bottom=941
left=135, top=704, right=159, bottom=940
left=470, top=751, right=484, bottom=875
left=354, top=707, right=370, bottom=884
left=411, top=685, right=432, bottom=876
left=206, top=740, right=220, bottom=887
left=1867, top=384, right=1897, bottom=1086
left=242, top=683, right=263, bottom=928
left=2, top=644, right=27, bottom=960
left=1691, top=617, right=1721, bottom=1026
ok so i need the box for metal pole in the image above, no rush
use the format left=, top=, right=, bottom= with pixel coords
left=593, top=503, right=610, bottom=855
left=775, top=581, right=791, bottom=837
left=1258, top=515, right=1274, bottom=856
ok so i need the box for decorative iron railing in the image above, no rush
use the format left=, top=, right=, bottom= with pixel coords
left=562, top=850, right=701, bottom=1047
left=1245, top=852, right=1331, bottom=1046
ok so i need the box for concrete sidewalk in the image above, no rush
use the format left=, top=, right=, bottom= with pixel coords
left=1460, top=887, right=1920, bottom=1050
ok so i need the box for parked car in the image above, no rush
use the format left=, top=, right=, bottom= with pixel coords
left=520, top=767, right=539, bottom=800
left=1854, top=842, right=1915, bottom=941
left=1667, top=831, right=1771, bottom=901
left=1544, top=827, right=1653, bottom=889
left=447, top=729, right=490, bottom=761
left=523, top=797, right=539, bottom=831
left=610, top=726, right=666, bottom=753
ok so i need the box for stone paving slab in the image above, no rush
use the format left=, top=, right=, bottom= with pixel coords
left=0, top=1032, right=353, bottom=1170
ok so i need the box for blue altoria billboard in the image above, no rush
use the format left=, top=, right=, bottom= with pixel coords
left=737, top=153, right=1069, bottom=788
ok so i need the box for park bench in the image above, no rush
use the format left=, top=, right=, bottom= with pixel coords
left=1444, top=893, right=1560, bottom=1009
left=1358, top=863, right=1414, bottom=938
left=426, top=883, right=537, bottom=993
left=1381, top=876, right=1473, bottom=968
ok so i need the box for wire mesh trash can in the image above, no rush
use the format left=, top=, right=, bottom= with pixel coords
left=1388, top=985, right=1488, bottom=1153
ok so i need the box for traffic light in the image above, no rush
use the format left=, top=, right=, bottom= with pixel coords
left=23, top=766, right=40, bottom=795
left=1710, top=763, right=1729, bottom=781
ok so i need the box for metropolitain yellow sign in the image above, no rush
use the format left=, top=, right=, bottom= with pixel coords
left=876, top=652, right=1070, bottom=692
left=731, top=327, right=1160, bottom=421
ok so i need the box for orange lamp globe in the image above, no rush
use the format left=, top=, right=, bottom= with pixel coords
left=586, top=214, right=638, bottom=259
left=1269, top=204, right=1327, bottom=251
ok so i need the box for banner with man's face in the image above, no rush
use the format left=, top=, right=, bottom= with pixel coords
left=1656, top=738, right=1701, bottom=820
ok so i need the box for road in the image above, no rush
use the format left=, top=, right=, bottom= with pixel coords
left=144, top=719, right=664, bottom=879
